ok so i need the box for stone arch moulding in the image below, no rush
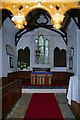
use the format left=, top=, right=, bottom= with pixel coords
left=1, top=0, right=80, bottom=29
left=25, top=5, right=52, bottom=18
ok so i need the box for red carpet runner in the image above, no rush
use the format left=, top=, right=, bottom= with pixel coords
left=24, top=93, right=63, bottom=120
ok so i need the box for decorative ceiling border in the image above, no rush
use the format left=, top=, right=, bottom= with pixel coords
left=1, top=0, right=80, bottom=29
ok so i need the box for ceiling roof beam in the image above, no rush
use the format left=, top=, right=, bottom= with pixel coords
left=16, top=24, right=66, bottom=37
left=42, top=25, right=67, bottom=45
left=15, top=24, right=67, bottom=46
left=72, top=17, right=80, bottom=29
left=78, top=15, right=80, bottom=29
left=68, top=9, right=80, bottom=29
left=15, top=26, right=38, bottom=46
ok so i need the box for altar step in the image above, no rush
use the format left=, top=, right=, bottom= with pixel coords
left=22, top=88, right=66, bottom=93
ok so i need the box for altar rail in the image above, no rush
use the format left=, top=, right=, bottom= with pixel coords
left=30, top=72, right=74, bottom=86
left=13, top=71, right=74, bottom=86
left=7, top=71, right=32, bottom=86
left=51, top=72, right=74, bottom=86
left=7, top=71, right=74, bottom=87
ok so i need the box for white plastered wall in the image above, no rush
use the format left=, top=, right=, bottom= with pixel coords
left=1, top=18, right=18, bottom=77
left=17, top=27, right=67, bottom=71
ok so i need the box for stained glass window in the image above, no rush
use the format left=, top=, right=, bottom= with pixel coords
left=34, top=35, right=49, bottom=64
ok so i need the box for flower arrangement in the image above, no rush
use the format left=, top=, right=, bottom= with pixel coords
left=17, top=61, right=26, bottom=70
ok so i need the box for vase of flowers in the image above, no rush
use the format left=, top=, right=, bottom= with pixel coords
left=17, top=61, right=27, bottom=70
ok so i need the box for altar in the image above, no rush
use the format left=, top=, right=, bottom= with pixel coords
left=31, top=71, right=52, bottom=85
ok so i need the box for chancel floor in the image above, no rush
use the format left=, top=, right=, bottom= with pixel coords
left=6, top=93, right=77, bottom=119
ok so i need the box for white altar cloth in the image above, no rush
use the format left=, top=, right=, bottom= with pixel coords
left=67, top=76, right=80, bottom=105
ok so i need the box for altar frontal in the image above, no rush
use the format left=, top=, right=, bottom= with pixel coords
left=31, top=72, right=52, bottom=86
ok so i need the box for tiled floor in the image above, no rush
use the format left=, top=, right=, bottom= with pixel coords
left=7, top=93, right=77, bottom=119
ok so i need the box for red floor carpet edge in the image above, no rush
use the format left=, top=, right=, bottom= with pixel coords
left=24, top=93, right=63, bottom=120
